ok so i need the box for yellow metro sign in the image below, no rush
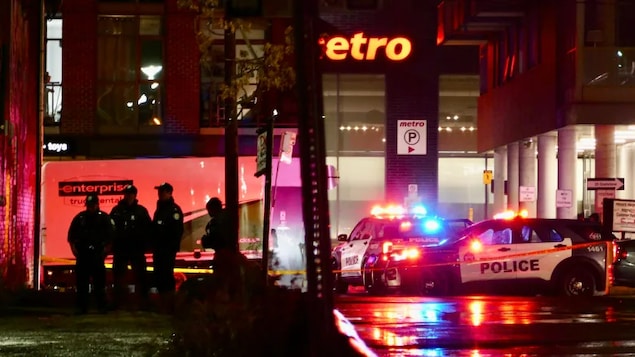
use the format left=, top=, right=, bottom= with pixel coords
left=320, top=32, right=412, bottom=61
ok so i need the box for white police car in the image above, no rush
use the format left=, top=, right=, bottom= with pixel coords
left=381, top=210, right=617, bottom=296
left=331, top=204, right=471, bottom=294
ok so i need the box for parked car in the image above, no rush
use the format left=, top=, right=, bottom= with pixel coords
left=613, top=239, right=635, bottom=287
left=382, top=211, right=618, bottom=296
left=331, top=204, right=471, bottom=295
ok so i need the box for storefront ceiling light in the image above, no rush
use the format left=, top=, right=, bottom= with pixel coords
left=614, top=130, right=635, bottom=139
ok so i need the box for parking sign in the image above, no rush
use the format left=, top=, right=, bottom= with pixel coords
left=397, top=120, right=427, bottom=155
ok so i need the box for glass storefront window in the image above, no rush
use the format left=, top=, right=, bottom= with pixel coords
left=438, top=157, right=493, bottom=221
left=323, top=74, right=386, bottom=238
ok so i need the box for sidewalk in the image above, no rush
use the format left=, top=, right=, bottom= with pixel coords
left=0, top=290, right=172, bottom=357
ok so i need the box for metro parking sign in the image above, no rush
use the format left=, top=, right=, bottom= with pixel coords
left=397, top=120, right=427, bottom=155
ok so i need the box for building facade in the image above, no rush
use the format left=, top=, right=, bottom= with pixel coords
left=1, top=0, right=41, bottom=289
left=439, top=0, right=635, bottom=221
left=46, top=0, right=487, bottom=238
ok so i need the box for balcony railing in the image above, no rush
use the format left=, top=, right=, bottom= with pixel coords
left=44, top=82, right=62, bottom=126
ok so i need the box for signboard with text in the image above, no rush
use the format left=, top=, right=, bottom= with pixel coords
left=519, top=186, right=536, bottom=202
left=556, top=189, right=573, bottom=208
left=397, top=120, right=427, bottom=155
left=320, top=32, right=413, bottom=61
left=587, top=177, right=625, bottom=190
left=604, top=199, right=635, bottom=233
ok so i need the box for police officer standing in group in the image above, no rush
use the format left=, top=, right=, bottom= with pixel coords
left=67, top=194, right=115, bottom=314
left=201, top=197, right=234, bottom=254
left=109, top=184, right=152, bottom=310
left=152, top=182, right=184, bottom=313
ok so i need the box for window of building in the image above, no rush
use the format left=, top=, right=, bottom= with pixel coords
left=323, top=74, right=386, bottom=237
left=199, top=20, right=266, bottom=127
left=45, top=19, right=63, bottom=126
left=96, top=15, right=163, bottom=130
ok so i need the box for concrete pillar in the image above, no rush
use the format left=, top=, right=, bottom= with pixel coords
left=507, top=142, right=519, bottom=212
left=519, top=139, right=537, bottom=217
left=538, top=134, right=557, bottom=218
left=595, top=125, right=616, bottom=177
left=557, top=127, right=577, bottom=219
left=617, top=143, right=630, bottom=199
left=493, top=146, right=507, bottom=214
left=594, top=124, right=616, bottom=215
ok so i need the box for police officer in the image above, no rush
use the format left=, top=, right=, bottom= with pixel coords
left=152, top=182, right=184, bottom=312
left=109, top=184, right=152, bottom=310
left=201, top=197, right=234, bottom=253
left=67, top=194, right=115, bottom=314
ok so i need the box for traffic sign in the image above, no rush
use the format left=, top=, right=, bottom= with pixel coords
left=519, top=186, right=536, bottom=202
left=587, top=177, right=625, bottom=190
left=482, top=170, right=493, bottom=185
left=556, top=189, right=572, bottom=208
left=397, top=120, right=427, bottom=155
left=255, top=131, right=267, bottom=177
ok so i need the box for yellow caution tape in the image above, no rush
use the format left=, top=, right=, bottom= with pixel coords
left=332, top=240, right=614, bottom=273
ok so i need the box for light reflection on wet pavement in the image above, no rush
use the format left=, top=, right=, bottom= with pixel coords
left=336, top=295, right=635, bottom=356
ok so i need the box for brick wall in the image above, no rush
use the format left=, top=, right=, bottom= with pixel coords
left=61, top=0, right=201, bottom=136
left=319, top=1, right=440, bottom=208
left=164, top=0, right=200, bottom=134
left=0, top=0, right=40, bottom=289
left=61, top=0, right=97, bottom=134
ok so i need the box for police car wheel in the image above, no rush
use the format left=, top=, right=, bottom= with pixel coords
left=559, top=268, right=595, bottom=297
left=334, top=275, right=348, bottom=294
left=365, top=271, right=386, bottom=296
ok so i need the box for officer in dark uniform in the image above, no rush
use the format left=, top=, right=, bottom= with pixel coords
left=67, top=194, right=115, bottom=314
left=201, top=197, right=234, bottom=253
left=152, top=182, right=184, bottom=312
left=109, top=184, right=152, bottom=310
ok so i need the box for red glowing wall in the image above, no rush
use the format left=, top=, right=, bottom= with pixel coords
left=0, top=0, right=40, bottom=289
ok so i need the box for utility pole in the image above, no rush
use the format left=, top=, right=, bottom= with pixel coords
left=224, top=24, right=239, bottom=252
left=293, top=0, right=336, bottom=354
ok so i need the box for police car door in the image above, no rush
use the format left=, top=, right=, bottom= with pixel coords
left=513, top=223, right=573, bottom=282
left=459, top=223, right=518, bottom=283
left=340, top=219, right=374, bottom=278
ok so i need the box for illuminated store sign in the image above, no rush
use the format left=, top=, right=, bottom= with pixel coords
left=320, top=32, right=412, bottom=61
left=42, top=137, right=75, bottom=156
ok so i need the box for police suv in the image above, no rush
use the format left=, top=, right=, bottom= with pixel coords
left=331, top=205, right=471, bottom=294
left=379, top=210, right=617, bottom=296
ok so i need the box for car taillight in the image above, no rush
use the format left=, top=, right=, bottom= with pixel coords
left=389, top=248, right=421, bottom=262
left=616, top=245, right=628, bottom=261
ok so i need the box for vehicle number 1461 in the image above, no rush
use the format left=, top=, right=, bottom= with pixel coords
left=587, top=245, right=604, bottom=253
